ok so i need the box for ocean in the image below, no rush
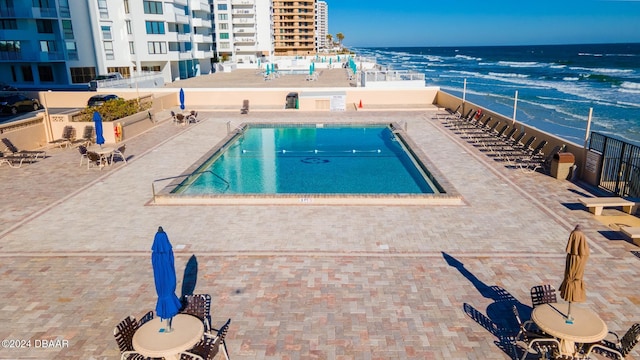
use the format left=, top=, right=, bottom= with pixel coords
left=354, top=43, right=640, bottom=147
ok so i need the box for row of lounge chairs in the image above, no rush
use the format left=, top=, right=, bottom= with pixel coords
left=49, top=125, right=95, bottom=149
left=439, top=107, right=560, bottom=174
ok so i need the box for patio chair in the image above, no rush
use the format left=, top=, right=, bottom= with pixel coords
left=138, top=310, right=154, bottom=327
left=78, top=145, right=88, bottom=167
left=86, top=151, right=105, bottom=169
left=112, top=144, right=127, bottom=164
left=113, top=315, right=147, bottom=360
left=530, top=284, right=557, bottom=308
left=240, top=100, right=249, bottom=114
left=175, top=113, right=186, bottom=126
left=180, top=293, right=212, bottom=333
left=188, top=110, right=199, bottom=123
left=582, top=323, right=640, bottom=360
left=179, top=318, right=231, bottom=360
left=512, top=305, right=560, bottom=360
left=2, top=138, right=46, bottom=159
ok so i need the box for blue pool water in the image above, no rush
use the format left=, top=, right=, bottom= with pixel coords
left=174, top=124, right=440, bottom=195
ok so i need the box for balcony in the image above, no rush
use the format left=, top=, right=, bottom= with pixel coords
left=231, top=0, right=254, bottom=5
left=233, top=9, right=255, bottom=15
left=235, top=45, right=256, bottom=52
left=166, top=32, right=191, bottom=42
left=232, top=18, right=254, bottom=25
left=39, top=51, right=65, bottom=61
left=173, top=0, right=188, bottom=5
left=194, top=50, right=214, bottom=58
left=235, top=36, right=256, bottom=43
left=32, top=6, right=57, bottom=18
left=190, top=0, right=211, bottom=12
left=193, top=34, right=213, bottom=43
left=192, top=18, right=212, bottom=28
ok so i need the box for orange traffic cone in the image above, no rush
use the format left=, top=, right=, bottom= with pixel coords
left=358, top=100, right=363, bottom=108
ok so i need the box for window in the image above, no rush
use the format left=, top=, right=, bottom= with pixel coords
left=126, top=20, right=132, bottom=34
left=70, top=67, right=96, bottom=83
left=0, top=20, right=17, bottom=30
left=36, top=19, right=54, bottom=33
left=101, top=26, right=112, bottom=40
left=39, top=40, right=56, bottom=52
left=123, top=0, right=129, bottom=14
left=218, top=14, right=227, bottom=20
left=103, top=41, right=114, bottom=59
left=65, top=41, right=78, bottom=60
left=145, top=21, right=165, bottom=34
left=129, top=41, right=135, bottom=54
left=58, top=0, right=70, bottom=17
left=142, top=65, right=161, bottom=72
left=219, top=33, right=229, bottom=39
left=22, top=65, right=34, bottom=82
left=217, top=4, right=227, bottom=10
left=219, top=42, right=230, bottom=49
left=97, top=0, right=108, bottom=18
left=147, top=41, right=166, bottom=54
left=218, top=23, right=228, bottom=30
left=38, top=65, right=54, bottom=82
left=143, top=1, right=163, bottom=14
left=62, top=20, right=74, bottom=39
left=32, top=0, right=51, bottom=6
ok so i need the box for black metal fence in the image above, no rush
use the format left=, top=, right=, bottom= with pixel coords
left=589, top=132, right=640, bottom=197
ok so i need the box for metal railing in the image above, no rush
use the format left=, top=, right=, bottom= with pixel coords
left=151, top=171, right=230, bottom=203
left=589, top=132, right=640, bottom=197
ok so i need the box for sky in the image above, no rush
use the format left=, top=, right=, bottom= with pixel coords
left=326, top=0, right=640, bottom=47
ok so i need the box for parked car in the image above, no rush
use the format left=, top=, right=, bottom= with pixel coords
left=0, top=82, right=18, bottom=91
left=0, top=94, right=41, bottom=114
left=87, top=94, right=120, bottom=107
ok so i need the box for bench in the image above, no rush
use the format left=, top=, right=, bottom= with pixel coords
left=619, top=227, right=640, bottom=246
left=578, top=197, right=637, bottom=216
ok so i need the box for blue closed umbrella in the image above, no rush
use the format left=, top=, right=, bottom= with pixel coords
left=92, top=111, right=105, bottom=146
left=179, top=88, right=185, bottom=110
left=152, top=226, right=181, bottom=330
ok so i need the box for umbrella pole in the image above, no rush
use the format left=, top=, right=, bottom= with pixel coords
left=565, top=302, right=574, bottom=324
left=165, top=317, right=173, bottom=332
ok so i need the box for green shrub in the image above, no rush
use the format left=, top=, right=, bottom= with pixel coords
left=76, top=98, right=151, bottom=122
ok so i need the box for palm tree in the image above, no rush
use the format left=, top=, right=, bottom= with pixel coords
left=336, top=33, right=344, bottom=48
left=326, top=34, right=333, bottom=49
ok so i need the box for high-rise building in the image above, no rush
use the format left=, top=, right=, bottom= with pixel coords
left=315, top=1, right=327, bottom=51
left=211, top=0, right=273, bottom=65
left=0, top=0, right=215, bottom=89
left=272, top=0, right=316, bottom=56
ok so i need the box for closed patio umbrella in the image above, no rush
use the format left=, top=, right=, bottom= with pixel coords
left=179, top=88, right=185, bottom=110
left=559, top=225, right=589, bottom=323
left=92, top=111, right=105, bottom=146
left=152, top=226, right=181, bottom=331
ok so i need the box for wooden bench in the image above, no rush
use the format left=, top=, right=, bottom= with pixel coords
left=620, top=227, right=640, bottom=246
left=577, top=197, right=637, bottom=216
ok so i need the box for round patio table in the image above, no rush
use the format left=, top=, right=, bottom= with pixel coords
left=132, top=313, right=204, bottom=360
left=531, top=303, right=607, bottom=357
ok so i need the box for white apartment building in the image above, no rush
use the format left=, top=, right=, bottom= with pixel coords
left=315, top=0, right=327, bottom=51
left=211, top=0, right=273, bottom=65
left=0, top=0, right=215, bottom=89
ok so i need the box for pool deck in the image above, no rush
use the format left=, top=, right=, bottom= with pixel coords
left=1, top=102, right=640, bottom=358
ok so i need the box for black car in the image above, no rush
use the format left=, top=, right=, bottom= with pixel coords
left=87, top=94, right=120, bottom=107
left=0, top=82, right=17, bottom=91
left=0, top=94, right=41, bottom=115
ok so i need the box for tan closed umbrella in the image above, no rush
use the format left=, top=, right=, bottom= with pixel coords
left=559, top=225, right=590, bottom=323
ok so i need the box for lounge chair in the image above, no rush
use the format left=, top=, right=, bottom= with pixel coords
left=516, top=140, right=548, bottom=172
left=49, top=125, right=75, bottom=148
left=240, top=100, right=249, bottom=114
left=80, top=125, right=95, bottom=145
left=0, top=154, right=30, bottom=168
left=2, top=138, right=46, bottom=159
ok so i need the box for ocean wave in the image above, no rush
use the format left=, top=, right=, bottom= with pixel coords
left=578, top=52, right=604, bottom=57
left=454, top=55, right=481, bottom=61
left=488, top=72, right=530, bottom=78
left=497, top=61, right=543, bottom=68
left=563, top=77, right=580, bottom=81
left=621, top=81, right=640, bottom=90
left=550, top=65, right=567, bottom=69
left=569, top=66, right=633, bottom=74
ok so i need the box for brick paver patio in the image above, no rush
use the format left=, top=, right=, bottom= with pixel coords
left=1, top=107, right=638, bottom=360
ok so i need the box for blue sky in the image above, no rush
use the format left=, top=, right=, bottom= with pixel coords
left=327, top=0, right=640, bottom=47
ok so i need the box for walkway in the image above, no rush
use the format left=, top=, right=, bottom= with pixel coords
left=0, top=109, right=638, bottom=359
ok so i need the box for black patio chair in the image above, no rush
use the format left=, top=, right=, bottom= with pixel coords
left=530, top=284, right=557, bottom=308
left=583, top=323, right=640, bottom=360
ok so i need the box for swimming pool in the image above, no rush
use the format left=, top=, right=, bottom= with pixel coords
left=155, top=123, right=462, bottom=205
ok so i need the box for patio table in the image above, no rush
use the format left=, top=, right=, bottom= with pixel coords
left=132, top=313, right=204, bottom=360
left=531, top=303, right=607, bottom=358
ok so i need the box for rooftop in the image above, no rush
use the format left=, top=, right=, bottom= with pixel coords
left=1, top=87, right=639, bottom=359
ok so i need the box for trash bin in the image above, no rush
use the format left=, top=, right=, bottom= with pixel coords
left=551, top=152, right=575, bottom=180
left=285, top=92, right=298, bottom=109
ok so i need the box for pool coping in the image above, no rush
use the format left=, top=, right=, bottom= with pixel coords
left=152, top=121, right=464, bottom=206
